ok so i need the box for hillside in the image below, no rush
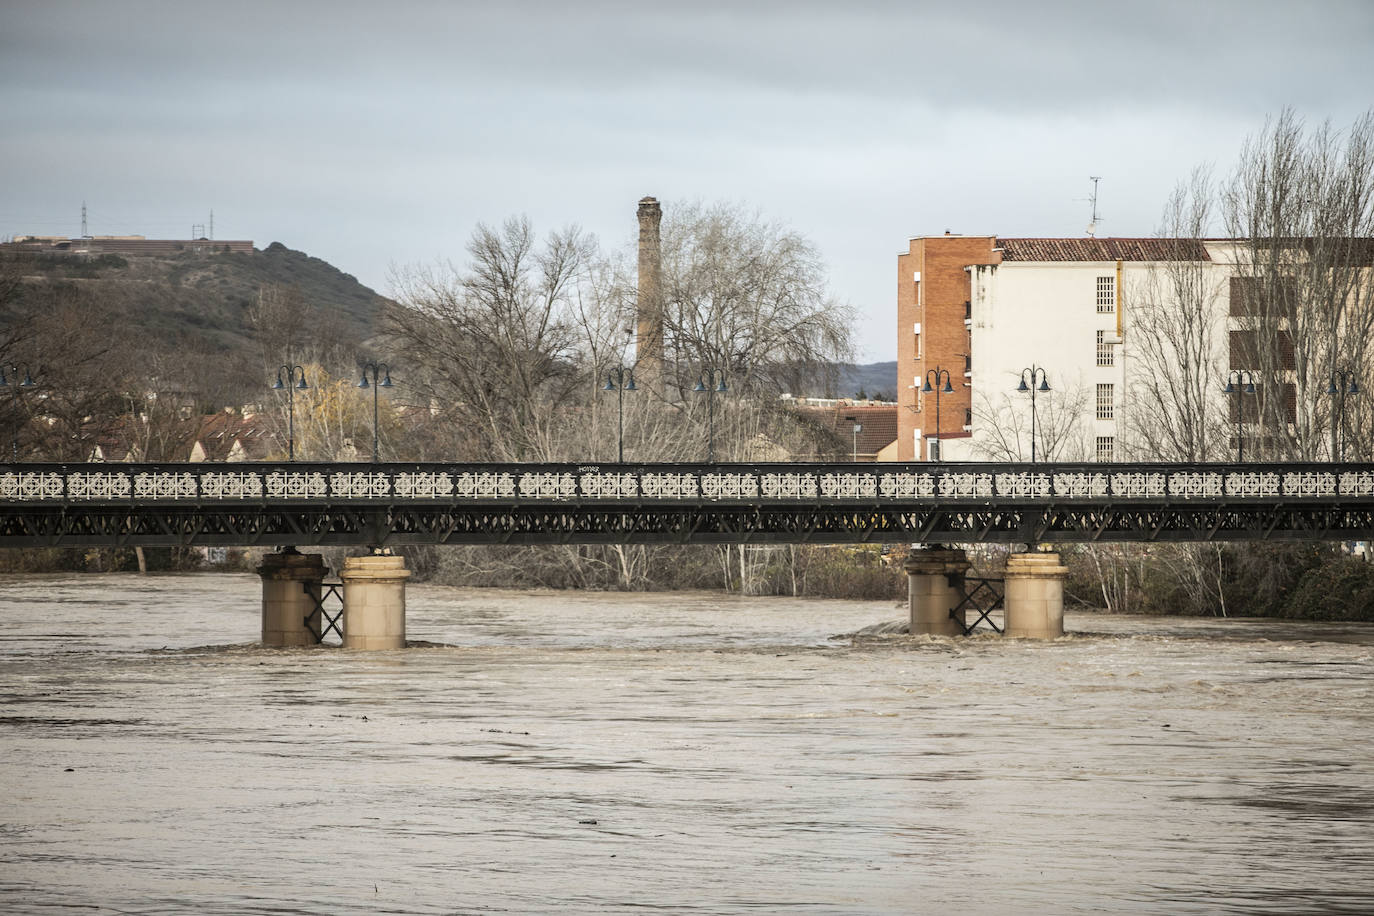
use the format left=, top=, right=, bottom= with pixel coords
left=6, top=242, right=389, bottom=355
left=833, top=361, right=898, bottom=401
left=2, top=241, right=899, bottom=408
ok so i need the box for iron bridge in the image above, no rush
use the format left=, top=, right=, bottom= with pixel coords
left=1, top=460, right=1372, bottom=548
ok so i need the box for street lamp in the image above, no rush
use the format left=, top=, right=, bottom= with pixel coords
left=844, top=415, right=863, bottom=461
left=603, top=366, right=636, bottom=463
left=692, top=368, right=728, bottom=463
left=1224, top=370, right=1258, bottom=462
left=921, top=367, right=954, bottom=461
left=271, top=364, right=309, bottom=461
left=1327, top=369, right=1360, bottom=462
left=356, top=362, right=394, bottom=463
left=1016, top=366, right=1051, bottom=462
left=0, top=365, right=37, bottom=462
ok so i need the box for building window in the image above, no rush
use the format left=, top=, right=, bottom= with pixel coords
left=928, top=438, right=941, bottom=461
left=1096, top=383, right=1114, bottom=420
left=1097, top=330, right=1114, bottom=367
left=1096, top=436, right=1115, bottom=462
left=1230, top=276, right=1296, bottom=317
left=964, top=407, right=972, bottom=429
left=1097, top=276, right=1115, bottom=313
left=1229, top=328, right=1295, bottom=371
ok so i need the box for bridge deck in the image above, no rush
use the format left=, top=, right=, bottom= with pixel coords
left=2, top=461, right=1372, bottom=547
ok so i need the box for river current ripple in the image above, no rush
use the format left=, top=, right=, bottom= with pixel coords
left=1, top=573, right=1372, bottom=914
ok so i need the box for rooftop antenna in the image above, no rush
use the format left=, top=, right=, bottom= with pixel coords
left=1083, top=176, right=1102, bottom=238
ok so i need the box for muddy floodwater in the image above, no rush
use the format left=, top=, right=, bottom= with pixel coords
left=1, top=572, right=1372, bottom=914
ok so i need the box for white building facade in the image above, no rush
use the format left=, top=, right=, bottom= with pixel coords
left=930, top=238, right=1238, bottom=463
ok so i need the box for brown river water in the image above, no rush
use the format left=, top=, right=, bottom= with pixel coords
left=1, top=572, right=1372, bottom=914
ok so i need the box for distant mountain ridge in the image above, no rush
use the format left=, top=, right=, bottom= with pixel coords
left=831, top=361, right=897, bottom=401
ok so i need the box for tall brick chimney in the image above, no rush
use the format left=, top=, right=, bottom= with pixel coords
left=635, top=196, right=663, bottom=388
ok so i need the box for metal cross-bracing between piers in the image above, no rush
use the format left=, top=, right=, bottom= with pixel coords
left=1, top=461, right=1373, bottom=547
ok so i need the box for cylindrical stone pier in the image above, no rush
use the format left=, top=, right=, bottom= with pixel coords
left=1003, top=552, right=1069, bottom=639
left=340, top=554, right=410, bottom=650
left=903, top=547, right=971, bottom=636
left=257, top=550, right=327, bottom=647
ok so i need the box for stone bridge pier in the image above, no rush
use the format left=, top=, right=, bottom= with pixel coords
left=339, top=554, right=410, bottom=649
left=256, top=550, right=411, bottom=650
left=257, top=550, right=327, bottom=647
left=903, top=547, right=970, bottom=636
left=1003, top=552, right=1068, bottom=638
left=902, top=547, right=1068, bottom=639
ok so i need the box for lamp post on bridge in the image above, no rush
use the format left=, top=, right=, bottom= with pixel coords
left=0, top=365, right=37, bottom=462
left=356, top=362, right=394, bottom=463
left=271, top=365, right=309, bottom=461
left=1327, top=369, right=1360, bottom=462
left=921, top=367, right=954, bottom=462
left=603, top=366, right=636, bottom=463
left=1224, top=370, right=1258, bottom=462
left=693, top=368, right=728, bottom=463
left=1016, top=366, right=1051, bottom=463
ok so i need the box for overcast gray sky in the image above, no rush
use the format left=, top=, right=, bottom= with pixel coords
left=3, top=0, right=1371, bottom=360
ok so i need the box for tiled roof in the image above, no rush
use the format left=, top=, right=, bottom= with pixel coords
left=996, top=238, right=1212, bottom=262
left=194, top=411, right=275, bottom=461
left=795, top=405, right=898, bottom=455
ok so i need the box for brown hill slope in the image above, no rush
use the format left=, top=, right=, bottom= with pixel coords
left=3, top=241, right=389, bottom=356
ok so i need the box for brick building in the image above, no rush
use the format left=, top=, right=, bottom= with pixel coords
left=896, top=234, right=1264, bottom=462
left=896, top=234, right=996, bottom=460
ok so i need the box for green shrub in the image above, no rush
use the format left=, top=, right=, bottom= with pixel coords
left=1282, top=558, right=1374, bottom=620
left=0, top=548, right=86, bottom=573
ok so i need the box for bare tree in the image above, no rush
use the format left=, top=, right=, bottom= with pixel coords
left=10, top=282, right=130, bottom=461
left=1124, top=168, right=1229, bottom=462
left=969, top=378, right=1090, bottom=461
left=1090, top=111, right=1374, bottom=618
left=387, top=217, right=596, bottom=461
left=248, top=282, right=364, bottom=458
left=248, top=284, right=311, bottom=366
left=1222, top=109, right=1374, bottom=460
left=122, top=339, right=207, bottom=462
left=387, top=203, right=861, bottom=591
left=657, top=202, right=854, bottom=399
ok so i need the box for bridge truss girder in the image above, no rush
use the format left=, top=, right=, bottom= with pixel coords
left=1, top=500, right=1370, bottom=548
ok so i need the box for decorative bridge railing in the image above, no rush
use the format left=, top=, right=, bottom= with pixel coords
left=1, top=461, right=1372, bottom=547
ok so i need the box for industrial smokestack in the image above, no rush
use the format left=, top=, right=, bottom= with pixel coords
left=636, top=196, right=663, bottom=388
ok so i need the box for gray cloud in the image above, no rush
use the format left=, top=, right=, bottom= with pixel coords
left=3, top=0, right=1372, bottom=359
